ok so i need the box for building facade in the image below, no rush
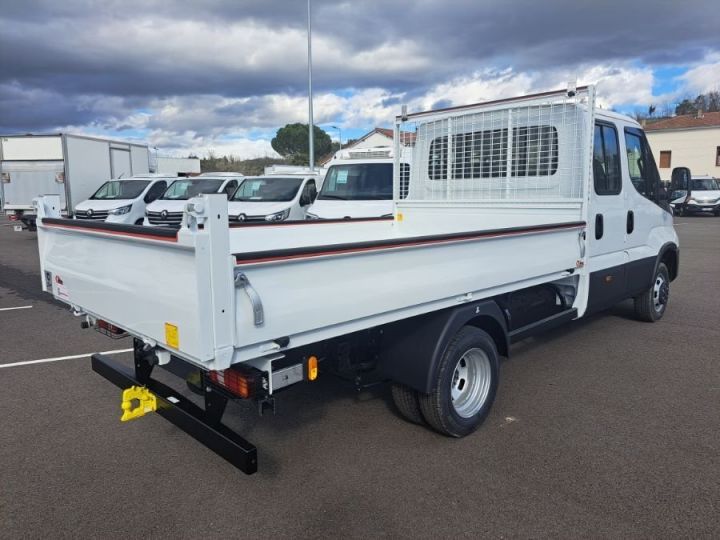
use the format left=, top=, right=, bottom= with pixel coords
left=645, top=112, right=720, bottom=181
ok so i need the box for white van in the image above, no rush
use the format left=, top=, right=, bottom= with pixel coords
left=669, top=175, right=720, bottom=216
left=144, top=174, right=242, bottom=226
left=74, top=175, right=174, bottom=225
left=227, top=174, right=321, bottom=223
left=306, top=146, right=409, bottom=219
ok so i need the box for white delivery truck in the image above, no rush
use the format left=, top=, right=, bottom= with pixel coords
left=669, top=175, right=720, bottom=216
left=34, top=87, right=681, bottom=474
left=143, top=174, right=243, bottom=226
left=74, top=175, right=177, bottom=225
left=227, top=172, right=322, bottom=223
left=306, top=146, right=410, bottom=219
left=0, top=134, right=150, bottom=230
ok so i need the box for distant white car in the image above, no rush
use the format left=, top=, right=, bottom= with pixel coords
left=306, top=146, right=409, bottom=219
left=144, top=175, right=242, bottom=226
left=670, top=175, right=720, bottom=216
left=74, top=175, right=174, bottom=225
left=227, top=174, right=321, bottom=223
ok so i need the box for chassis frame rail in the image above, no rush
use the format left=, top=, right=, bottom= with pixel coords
left=91, top=353, right=258, bottom=474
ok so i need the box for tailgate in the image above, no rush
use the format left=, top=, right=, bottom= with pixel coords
left=2, top=161, right=66, bottom=210
left=35, top=195, right=235, bottom=369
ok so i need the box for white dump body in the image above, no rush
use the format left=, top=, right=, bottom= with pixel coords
left=35, top=88, right=595, bottom=376
left=1, top=134, right=150, bottom=213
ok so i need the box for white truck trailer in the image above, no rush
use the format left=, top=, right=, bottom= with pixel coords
left=33, top=87, right=682, bottom=474
left=1, top=134, right=150, bottom=230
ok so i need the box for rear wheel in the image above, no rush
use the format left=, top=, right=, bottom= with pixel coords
left=391, top=384, right=424, bottom=424
left=419, top=327, right=499, bottom=437
left=634, top=262, right=670, bottom=322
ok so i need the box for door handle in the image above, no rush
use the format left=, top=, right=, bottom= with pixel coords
left=595, top=214, right=604, bottom=240
left=627, top=210, right=634, bottom=234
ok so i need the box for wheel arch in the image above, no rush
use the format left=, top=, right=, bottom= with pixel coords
left=658, top=242, right=679, bottom=281
left=376, top=299, right=508, bottom=394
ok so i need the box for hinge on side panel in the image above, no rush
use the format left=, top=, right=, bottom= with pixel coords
left=234, top=269, right=264, bottom=327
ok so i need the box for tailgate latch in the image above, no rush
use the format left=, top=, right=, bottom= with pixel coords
left=120, top=386, right=157, bottom=422
left=234, top=269, right=264, bottom=327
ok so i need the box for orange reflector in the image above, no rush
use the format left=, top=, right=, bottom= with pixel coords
left=307, top=356, right=318, bottom=381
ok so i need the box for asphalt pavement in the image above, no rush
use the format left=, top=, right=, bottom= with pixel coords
left=1, top=215, right=718, bottom=538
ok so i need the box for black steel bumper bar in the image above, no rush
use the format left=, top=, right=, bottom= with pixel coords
left=91, top=353, right=258, bottom=474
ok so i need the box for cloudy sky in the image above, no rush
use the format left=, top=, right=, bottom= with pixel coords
left=1, top=0, right=718, bottom=158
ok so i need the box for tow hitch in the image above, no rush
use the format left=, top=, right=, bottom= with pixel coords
left=91, top=341, right=258, bottom=474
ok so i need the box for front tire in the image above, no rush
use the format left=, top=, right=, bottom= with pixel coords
left=634, top=262, right=670, bottom=322
left=419, top=327, right=499, bottom=437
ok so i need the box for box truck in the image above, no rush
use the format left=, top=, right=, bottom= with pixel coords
left=0, top=134, right=150, bottom=230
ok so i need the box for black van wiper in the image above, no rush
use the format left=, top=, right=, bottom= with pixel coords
left=319, top=194, right=347, bottom=200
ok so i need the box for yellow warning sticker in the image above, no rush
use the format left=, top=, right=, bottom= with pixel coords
left=165, top=323, right=179, bottom=349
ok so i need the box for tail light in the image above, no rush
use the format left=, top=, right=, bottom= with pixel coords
left=207, top=366, right=265, bottom=399
left=95, top=319, right=128, bottom=339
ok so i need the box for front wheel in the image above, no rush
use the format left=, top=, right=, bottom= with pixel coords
left=634, top=262, right=670, bottom=322
left=419, top=327, right=499, bottom=437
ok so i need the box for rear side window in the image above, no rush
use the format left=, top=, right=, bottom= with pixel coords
left=593, top=123, right=622, bottom=195
left=428, top=125, right=557, bottom=180
left=399, top=163, right=410, bottom=199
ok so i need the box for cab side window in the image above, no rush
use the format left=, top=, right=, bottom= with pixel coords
left=144, top=181, right=166, bottom=203
left=624, top=128, right=661, bottom=201
left=593, top=123, right=621, bottom=195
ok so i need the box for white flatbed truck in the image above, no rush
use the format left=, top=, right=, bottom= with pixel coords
left=34, top=87, right=682, bottom=474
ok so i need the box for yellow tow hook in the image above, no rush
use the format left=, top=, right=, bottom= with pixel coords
left=120, top=386, right=157, bottom=422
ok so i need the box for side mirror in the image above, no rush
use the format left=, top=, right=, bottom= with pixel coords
left=670, top=167, right=691, bottom=191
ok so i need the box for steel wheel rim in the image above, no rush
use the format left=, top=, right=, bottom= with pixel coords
left=653, top=273, right=669, bottom=313
left=450, top=348, right=492, bottom=418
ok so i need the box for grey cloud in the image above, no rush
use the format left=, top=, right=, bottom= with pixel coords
left=1, top=0, right=718, bottom=134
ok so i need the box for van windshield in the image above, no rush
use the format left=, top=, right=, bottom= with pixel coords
left=160, top=179, right=223, bottom=200
left=318, top=163, right=392, bottom=200
left=90, top=180, right=150, bottom=200
left=690, top=178, right=719, bottom=191
left=231, top=177, right=304, bottom=202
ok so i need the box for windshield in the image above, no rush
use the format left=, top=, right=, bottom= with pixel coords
left=90, top=180, right=149, bottom=200
left=318, top=163, right=393, bottom=200
left=690, top=178, right=719, bottom=191
left=160, top=179, right=223, bottom=200
left=231, top=177, right=304, bottom=202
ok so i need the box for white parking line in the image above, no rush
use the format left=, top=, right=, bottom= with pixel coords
left=0, top=348, right=133, bottom=369
left=0, top=305, right=33, bottom=312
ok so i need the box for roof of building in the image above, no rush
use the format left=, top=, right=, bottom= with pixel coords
left=645, top=111, right=720, bottom=131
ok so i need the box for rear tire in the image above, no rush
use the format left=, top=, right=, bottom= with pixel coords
left=419, top=327, right=499, bottom=438
left=634, top=262, right=670, bottom=322
left=391, top=384, right=424, bottom=425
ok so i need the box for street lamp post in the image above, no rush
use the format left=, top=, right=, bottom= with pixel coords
left=330, top=125, right=342, bottom=149
left=307, top=0, right=315, bottom=170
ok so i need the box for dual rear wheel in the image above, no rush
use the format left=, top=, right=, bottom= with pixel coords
left=391, top=327, right=499, bottom=437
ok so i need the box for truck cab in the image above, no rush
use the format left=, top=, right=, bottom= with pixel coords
left=74, top=175, right=174, bottom=225
left=144, top=174, right=242, bottom=227
left=306, top=146, right=410, bottom=219
left=227, top=173, right=321, bottom=223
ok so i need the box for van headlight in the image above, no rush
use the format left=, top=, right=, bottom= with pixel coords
left=266, top=208, right=290, bottom=221
left=305, top=212, right=319, bottom=220
left=109, top=204, right=132, bottom=215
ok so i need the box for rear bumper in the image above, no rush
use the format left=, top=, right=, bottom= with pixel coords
left=91, top=353, right=258, bottom=474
